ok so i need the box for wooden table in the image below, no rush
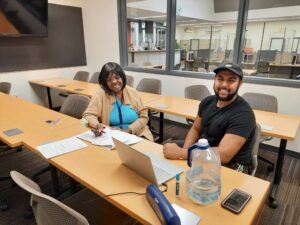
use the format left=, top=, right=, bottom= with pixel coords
left=23, top=135, right=270, bottom=225
left=0, top=92, right=87, bottom=194
left=141, top=94, right=299, bottom=208
left=30, top=78, right=100, bottom=109
left=0, top=92, right=271, bottom=224
left=29, top=77, right=299, bottom=207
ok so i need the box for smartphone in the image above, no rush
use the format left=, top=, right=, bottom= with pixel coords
left=221, top=189, right=252, bottom=214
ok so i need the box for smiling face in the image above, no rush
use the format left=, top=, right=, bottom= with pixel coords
left=106, top=72, right=124, bottom=95
left=213, top=69, right=242, bottom=102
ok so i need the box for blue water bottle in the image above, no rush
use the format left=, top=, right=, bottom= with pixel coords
left=186, top=139, right=221, bottom=205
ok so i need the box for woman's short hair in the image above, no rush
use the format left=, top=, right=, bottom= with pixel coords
left=99, top=62, right=127, bottom=95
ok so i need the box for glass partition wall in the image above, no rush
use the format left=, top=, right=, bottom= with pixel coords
left=120, top=0, right=300, bottom=83
left=126, top=0, right=167, bottom=69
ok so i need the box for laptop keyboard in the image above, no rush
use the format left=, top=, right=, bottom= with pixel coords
left=153, top=164, right=173, bottom=182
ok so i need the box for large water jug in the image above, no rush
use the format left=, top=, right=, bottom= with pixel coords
left=186, top=138, right=221, bottom=205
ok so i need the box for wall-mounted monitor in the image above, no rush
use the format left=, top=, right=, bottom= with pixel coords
left=0, top=0, right=48, bottom=37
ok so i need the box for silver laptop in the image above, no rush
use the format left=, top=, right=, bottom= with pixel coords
left=113, top=138, right=184, bottom=186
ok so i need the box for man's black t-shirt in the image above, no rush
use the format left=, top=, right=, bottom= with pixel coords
left=198, top=95, right=256, bottom=165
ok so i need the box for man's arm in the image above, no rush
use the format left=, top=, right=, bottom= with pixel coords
left=183, top=116, right=202, bottom=149
left=213, top=134, right=246, bottom=163
left=163, top=116, right=202, bottom=159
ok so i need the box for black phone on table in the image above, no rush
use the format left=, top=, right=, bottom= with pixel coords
left=221, top=188, right=251, bottom=214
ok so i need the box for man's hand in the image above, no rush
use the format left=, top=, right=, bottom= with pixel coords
left=163, top=143, right=187, bottom=160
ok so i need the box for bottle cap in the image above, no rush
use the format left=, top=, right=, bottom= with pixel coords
left=198, top=139, right=209, bottom=148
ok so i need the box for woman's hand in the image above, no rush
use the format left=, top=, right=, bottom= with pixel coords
left=122, top=127, right=132, bottom=134
left=91, top=124, right=105, bottom=137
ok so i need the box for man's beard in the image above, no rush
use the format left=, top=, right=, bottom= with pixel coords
left=214, top=86, right=239, bottom=102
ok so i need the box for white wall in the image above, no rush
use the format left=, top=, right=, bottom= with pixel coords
left=82, top=0, right=120, bottom=72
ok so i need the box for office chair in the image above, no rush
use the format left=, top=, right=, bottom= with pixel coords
left=89, top=72, right=100, bottom=84
left=59, top=71, right=89, bottom=98
left=0, top=82, right=12, bottom=94
left=0, top=82, right=14, bottom=210
left=242, top=92, right=278, bottom=172
left=193, top=57, right=205, bottom=71
left=32, top=95, right=91, bottom=183
left=136, top=78, right=161, bottom=95
left=0, top=176, right=11, bottom=211
left=11, top=171, right=137, bottom=225
left=174, top=63, right=181, bottom=70
left=126, top=75, right=134, bottom=87
left=250, top=124, right=261, bottom=176
left=184, top=85, right=210, bottom=125
left=136, top=78, right=162, bottom=141
left=256, top=61, right=270, bottom=73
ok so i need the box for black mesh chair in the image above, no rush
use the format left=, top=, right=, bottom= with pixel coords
left=242, top=92, right=278, bottom=172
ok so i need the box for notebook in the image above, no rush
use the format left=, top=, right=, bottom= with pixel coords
left=113, top=138, right=184, bottom=186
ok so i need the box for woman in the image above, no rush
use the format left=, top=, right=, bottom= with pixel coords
left=83, top=62, right=153, bottom=141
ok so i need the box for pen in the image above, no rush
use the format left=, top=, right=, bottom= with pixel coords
left=176, top=174, right=180, bottom=196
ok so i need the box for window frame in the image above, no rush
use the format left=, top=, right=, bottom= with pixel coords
left=118, top=0, right=300, bottom=88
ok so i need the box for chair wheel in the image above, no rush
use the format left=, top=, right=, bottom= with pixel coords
left=16, top=147, right=23, bottom=152
left=267, top=166, right=274, bottom=172
left=0, top=200, right=8, bottom=211
left=269, top=199, right=278, bottom=208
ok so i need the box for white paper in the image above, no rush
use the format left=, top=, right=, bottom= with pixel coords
left=76, top=128, right=143, bottom=149
left=260, top=124, right=273, bottom=131
left=172, top=204, right=201, bottom=225
left=37, top=137, right=88, bottom=159
left=77, top=130, right=115, bottom=149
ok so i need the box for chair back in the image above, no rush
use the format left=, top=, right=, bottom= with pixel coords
left=0, top=82, right=12, bottom=94
left=193, top=57, right=205, bottom=69
left=136, top=78, right=161, bottom=94
left=10, top=171, right=89, bottom=225
left=185, top=85, right=210, bottom=101
left=74, top=71, right=89, bottom=82
left=126, top=75, right=134, bottom=87
left=256, top=61, right=270, bottom=73
left=250, top=124, right=261, bottom=176
left=89, top=72, right=100, bottom=84
left=60, top=94, right=90, bottom=119
left=242, top=92, right=278, bottom=112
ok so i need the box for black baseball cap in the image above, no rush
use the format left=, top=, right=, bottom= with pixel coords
left=213, top=63, right=243, bottom=79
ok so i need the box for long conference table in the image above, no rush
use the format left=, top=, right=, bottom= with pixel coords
left=0, top=92, right=270, bottom=225
left=29, top=77, right=300, bottom=208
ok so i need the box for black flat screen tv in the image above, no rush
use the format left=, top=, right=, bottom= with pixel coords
left=0, top=0, right=48, bottom=37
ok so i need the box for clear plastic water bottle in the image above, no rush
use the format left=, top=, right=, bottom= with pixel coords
left=185, top=138, right=221, bottom=205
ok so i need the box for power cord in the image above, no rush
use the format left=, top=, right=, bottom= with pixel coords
left=102, top=183, right=168, bottom=198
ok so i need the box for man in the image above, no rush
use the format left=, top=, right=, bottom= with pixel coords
left=163, top=63, right=256, bottom=172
